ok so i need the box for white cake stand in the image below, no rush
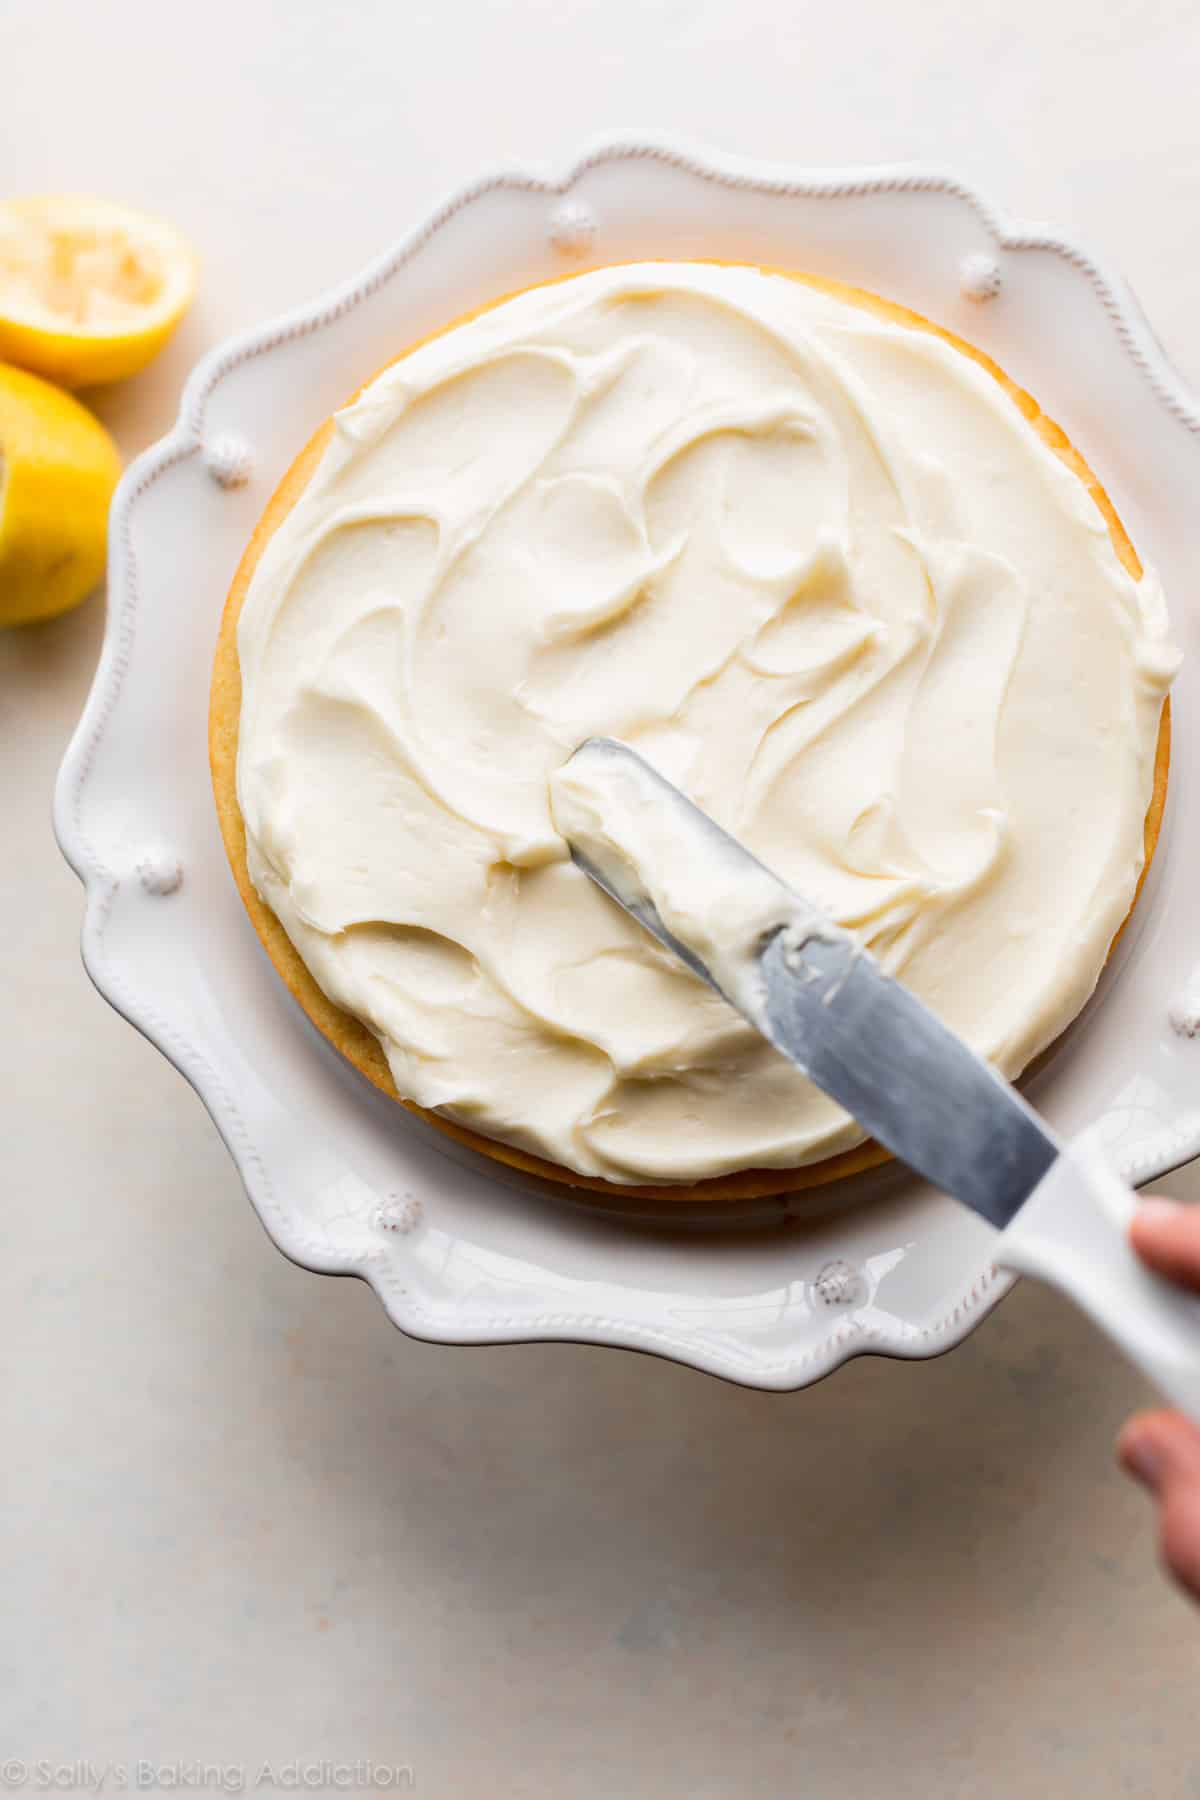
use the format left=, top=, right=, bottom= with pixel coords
left=55, top=136, right=1200, bottom=1390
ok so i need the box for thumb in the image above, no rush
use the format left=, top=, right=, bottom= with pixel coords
left=1129, top=1197, right=1200, bottom=1291
left=1118, top=1408, right=1200, bottom=1602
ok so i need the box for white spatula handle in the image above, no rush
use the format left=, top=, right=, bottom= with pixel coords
left=997, top=1131, right=1200, bottom=1422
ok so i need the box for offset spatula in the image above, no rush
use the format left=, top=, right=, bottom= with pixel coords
left=553, top=738, right=1200, bottom=1418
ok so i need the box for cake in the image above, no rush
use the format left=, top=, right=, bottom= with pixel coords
left=209, top=262, right=1177, bottom=1199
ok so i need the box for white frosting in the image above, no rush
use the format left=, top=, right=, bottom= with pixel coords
left=550, top=737, right=822, bottom=1020
left=235, top=262, right=1178, bottom=1184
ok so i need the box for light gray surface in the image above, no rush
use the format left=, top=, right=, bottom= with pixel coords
left=6, top=1, right=1200, bottom=1793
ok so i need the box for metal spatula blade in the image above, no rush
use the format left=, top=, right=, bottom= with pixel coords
left=555, top=738, right=1200, bottom=1419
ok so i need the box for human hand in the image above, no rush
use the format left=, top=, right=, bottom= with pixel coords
left=1117, top=1199, right=1200, bottom=1602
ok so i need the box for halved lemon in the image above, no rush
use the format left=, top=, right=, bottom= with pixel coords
left=0, top=195, right=198, bottom=389
left=0, top=363, right=121, bottom=625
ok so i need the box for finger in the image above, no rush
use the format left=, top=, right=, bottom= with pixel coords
left=1129, top=1198, right=1200, bottom=1291
left=1117, top=1407, right=1200, bottom=1490
left=1160, top=1482, right=1200, bottom=1604
left=1117, top=1409, right=1200, bottom=1602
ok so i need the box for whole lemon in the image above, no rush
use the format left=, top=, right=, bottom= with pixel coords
left=0, top=363, right=121, bottom=626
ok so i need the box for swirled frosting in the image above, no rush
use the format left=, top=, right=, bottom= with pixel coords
left=235, top=262, right=1178, bottom=1184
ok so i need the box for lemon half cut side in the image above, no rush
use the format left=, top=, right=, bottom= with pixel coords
left=0, top=195, right=197, bottom=389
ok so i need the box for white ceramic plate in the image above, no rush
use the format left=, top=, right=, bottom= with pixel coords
left=55, top=135, right=1200, bottom=1391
